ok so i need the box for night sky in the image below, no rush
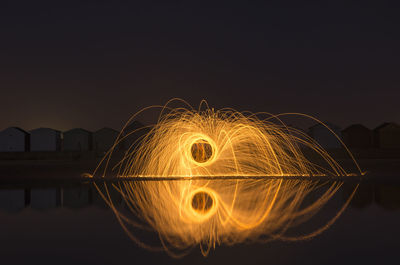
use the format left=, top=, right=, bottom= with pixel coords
left=1, top=1, right=399, bottom=131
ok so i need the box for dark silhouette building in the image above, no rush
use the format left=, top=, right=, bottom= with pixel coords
left=0, top=127, right=30, bottom=152
left=342, top=124, right=372, bottom=148
left=30, top=128, right=62, bottom=151
left=373, top=123, right=400, bottom=149
left=63, top=128, right=93, bottom=151
left=93, top=127, right=120, bottom=154
left=308, top=122, right=342, bottom=149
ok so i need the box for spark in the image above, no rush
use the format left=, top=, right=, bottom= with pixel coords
left=90, top=99, right=362, bottom=257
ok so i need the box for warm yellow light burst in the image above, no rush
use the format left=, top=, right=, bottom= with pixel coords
left=91, top=99, right=362, bottom=257
left=98, top=179, right=357, bottom=257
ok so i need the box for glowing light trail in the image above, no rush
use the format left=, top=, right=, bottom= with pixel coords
left=90, top=99, right=362, bottom=257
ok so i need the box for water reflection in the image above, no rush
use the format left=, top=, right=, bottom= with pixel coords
left=63, top=186, right=92, bottom=209
left=1, top=180, right=399, bottom=214
left=30, top=188, right=61, bottom=210
left=0, top=177, right=399, bottom=264
left=375, top=184, right=400, bottom=210
left=95, top=178, right=362, bottom=257
left=0, top=189, right=26, bottom=212
left=343, top=182, right=374, bottom=209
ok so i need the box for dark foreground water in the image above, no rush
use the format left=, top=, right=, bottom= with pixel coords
left=0, top=175, right=399, bottom=265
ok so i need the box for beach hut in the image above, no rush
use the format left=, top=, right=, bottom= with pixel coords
left=308, top=122, right=342, bottom=149
left=342, top=124, right=372, bottom=148
left=373, top=123, right=400, bottom=149
left=93, top=127, right=120, bottom=154
left=0, top=127, right=30, bottom=152
left=63, top=128, right=92, bottom=151
left=30, top=128, right=62, bottom=151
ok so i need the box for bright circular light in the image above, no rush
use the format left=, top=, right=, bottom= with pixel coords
left=187, top=187, right=218, bottom=222
left=191, top=190, right=214, bottom=213
left=191, top=139, right=213, bottom=163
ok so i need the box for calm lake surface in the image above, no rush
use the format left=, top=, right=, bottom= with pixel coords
left=0, top=166, right=399, bottom=265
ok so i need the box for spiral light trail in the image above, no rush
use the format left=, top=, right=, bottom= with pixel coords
left=90, top=99, right=362, bottom=257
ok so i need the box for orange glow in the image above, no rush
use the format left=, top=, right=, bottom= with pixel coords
left=90, top=99, right=362, bottom=257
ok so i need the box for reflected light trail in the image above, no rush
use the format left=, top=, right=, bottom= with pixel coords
left=89, top=99, right=362, bottom=257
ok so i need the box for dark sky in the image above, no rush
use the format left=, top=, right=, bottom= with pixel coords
left=1, top=0, right=399, bottom=131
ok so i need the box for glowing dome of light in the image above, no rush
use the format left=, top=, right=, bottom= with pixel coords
left=90, top=99, right=362, bottom=257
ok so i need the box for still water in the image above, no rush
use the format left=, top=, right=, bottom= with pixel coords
left=0, top=176, right=399, bottom=265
